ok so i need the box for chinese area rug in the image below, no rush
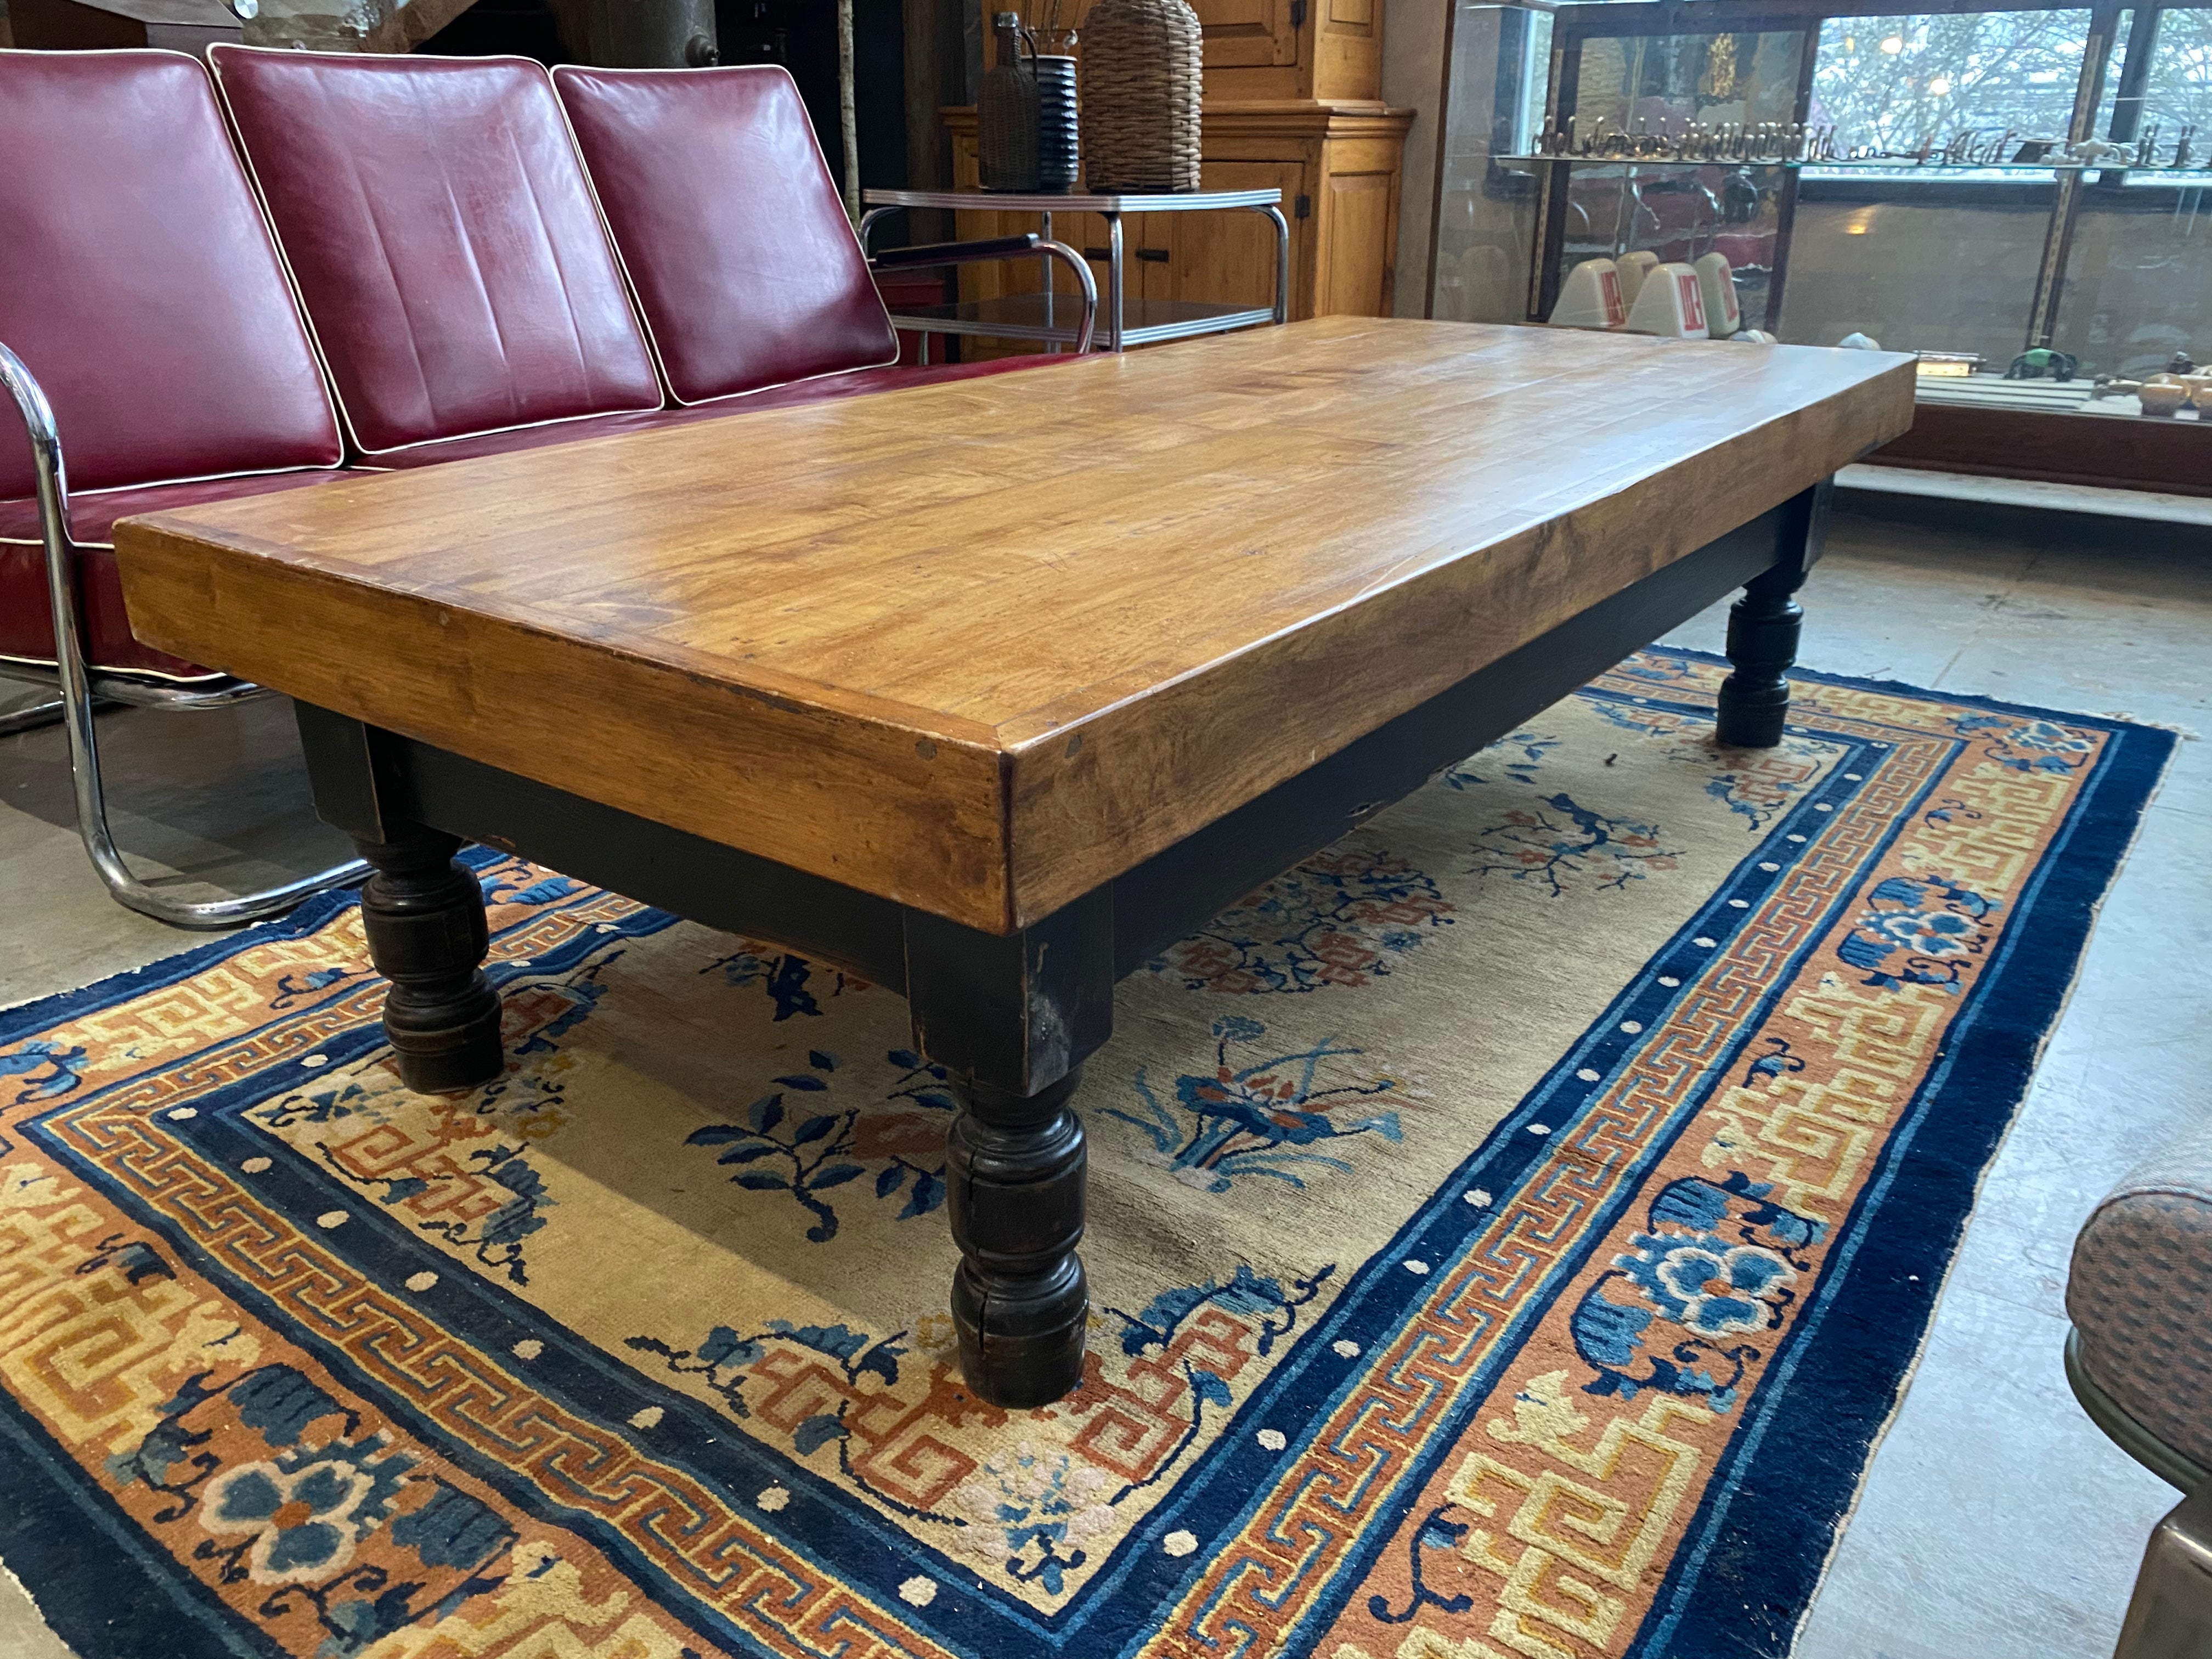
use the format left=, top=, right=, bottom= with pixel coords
left=0, top=651, right=2174, bottom=1659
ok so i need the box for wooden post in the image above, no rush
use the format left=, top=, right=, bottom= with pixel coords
left=840, top=0, right=861, bottom=219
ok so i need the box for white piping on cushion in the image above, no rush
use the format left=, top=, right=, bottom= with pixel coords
left=0, top=647, right=229, bottom=686
left=0, top=462, right=349, bottom=549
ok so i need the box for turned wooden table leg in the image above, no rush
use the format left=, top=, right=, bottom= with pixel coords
left=904, top=891, right=1114, bottom=1407
left=947, top=1070, right=1090, bottom=1406
left=292, top=702, right=504, bottom=1095
left=1716, top=565, right=1804, bottom=748
left=352, top=825, right=504, bottom=1093
left=1717, top=479, right=1830, bottom=749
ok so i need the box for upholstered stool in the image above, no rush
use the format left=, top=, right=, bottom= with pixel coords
left=2067, top=1118, right=2212, bottom=1657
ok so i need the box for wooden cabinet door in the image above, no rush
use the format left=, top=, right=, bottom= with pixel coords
left=1190, top=0, right=1299, bottom=67
left=1153, top=161, right=1306, bottom=315
left=1312, top=140, right=1400, bottom=317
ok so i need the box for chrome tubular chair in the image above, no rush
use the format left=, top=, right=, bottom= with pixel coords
left=0, top=341, right=368, bottom=929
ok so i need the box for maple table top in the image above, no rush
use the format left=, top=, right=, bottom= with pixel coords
left=117, top=317, right=1915, bottom=933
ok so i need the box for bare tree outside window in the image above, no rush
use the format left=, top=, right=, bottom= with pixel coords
left=2132, top=6, right=2212, bottom=134
left=1810, top=9, right=2095, bottom=152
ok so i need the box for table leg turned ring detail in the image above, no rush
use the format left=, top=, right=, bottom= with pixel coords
left=353, top=827, right=505, bottom=1095
left=1716, top=565, right=1806, bottom=749
left=947, top=1069, right=1090, bottom=1408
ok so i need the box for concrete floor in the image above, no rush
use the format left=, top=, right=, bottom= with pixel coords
left=0, top=492, right=2204, bottom=1658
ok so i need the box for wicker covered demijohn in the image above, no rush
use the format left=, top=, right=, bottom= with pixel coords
left=1077, top=0, right=1202, bottom=192
left=979, top=12, right=1042, bottom=190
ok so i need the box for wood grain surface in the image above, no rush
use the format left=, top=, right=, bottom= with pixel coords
left=116, top=317, right=1916, bottom=933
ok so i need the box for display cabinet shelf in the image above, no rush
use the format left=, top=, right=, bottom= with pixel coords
left=1426, top=0, right=2212, bottom=494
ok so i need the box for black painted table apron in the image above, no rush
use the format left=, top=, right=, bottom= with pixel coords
left=293, top=481, right=1830, bottom=1409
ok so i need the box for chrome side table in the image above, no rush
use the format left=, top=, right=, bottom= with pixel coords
left=859, top=188, right=1289, bottom=353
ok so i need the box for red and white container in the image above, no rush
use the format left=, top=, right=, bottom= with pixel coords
left=1625, top=261, right=1711, bottom=339
left=1549, top=258, right=1627, bottom=329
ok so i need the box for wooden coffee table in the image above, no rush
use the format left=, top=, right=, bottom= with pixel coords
left=115, top=318, right=1914, bottom=1408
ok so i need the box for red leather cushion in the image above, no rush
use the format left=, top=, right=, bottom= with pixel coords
left=356, top=404, right=730, bottom=467
left=554, top=65, right=899, bottom=404
left=210, top=48, right=663, bottom=456
left=738, top=354, right=1088, bottom=408
left=0, top=51, right=341, bottom=501
left=0, top=470, right=348, bottom=550
left=359, top=355, right=1091, bottom=467
left=0, top=471, right=346, bottom=680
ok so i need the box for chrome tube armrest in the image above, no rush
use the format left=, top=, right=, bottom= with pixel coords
left=0, top=335, right=369, bottom=927
left=871, top=233, right=1044, bottom=268
left=856, top=210, right=1099, bottom=353
left=0, top=336, right=98, bottom=741
left=0, top=336, right=70, bottom=565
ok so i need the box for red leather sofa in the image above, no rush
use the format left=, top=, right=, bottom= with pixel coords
left=0, top=47, right=1093, bottom=925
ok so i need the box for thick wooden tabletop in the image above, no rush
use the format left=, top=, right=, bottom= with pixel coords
left=117, top=318, right=1915, bottom=934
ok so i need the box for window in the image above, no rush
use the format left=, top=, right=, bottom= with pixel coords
left=2123, top=6, right=2212, bottom=143
left=1810, top=10, right=2098, bottom=157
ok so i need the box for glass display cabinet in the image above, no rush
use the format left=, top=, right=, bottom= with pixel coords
left=1427, top=0, right=2212, bottom=494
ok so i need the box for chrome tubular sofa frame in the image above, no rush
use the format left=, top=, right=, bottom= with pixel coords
left=0, top=338, right=369, bottom=928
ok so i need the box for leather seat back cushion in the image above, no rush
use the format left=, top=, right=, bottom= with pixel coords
left=209, top=47, right=663, bottom=456
left=0, top=49, right=343, bottom=679
left=0, top=50, right=342, bottom=503
left=553, top=65, right=899, bottom=405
